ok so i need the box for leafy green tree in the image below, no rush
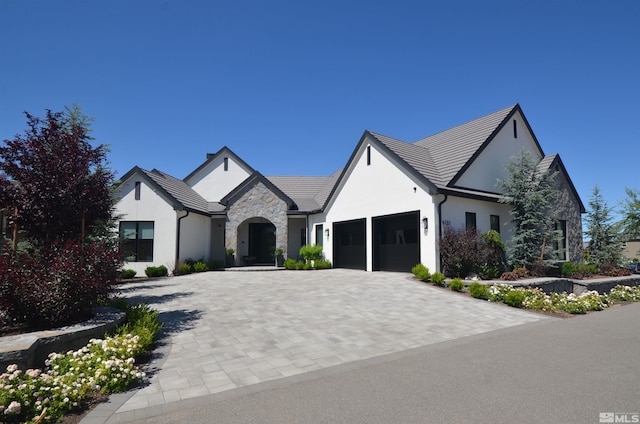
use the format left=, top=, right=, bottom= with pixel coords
left=621, top=188, right=640, bottom=240
left=0, top=107, right=115, bottom=248
left=497, top=149, right=561, bottom=267
left=584, top=185, right=623, bottom=266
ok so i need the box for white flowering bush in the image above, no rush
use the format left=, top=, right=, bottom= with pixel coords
left=0, top=301, right=159, bottom=423
left=488, top=284, right=513, bottom=303
left=483, top=284, right=639, bottom=315
left=609, top=285, right=640, bottom=302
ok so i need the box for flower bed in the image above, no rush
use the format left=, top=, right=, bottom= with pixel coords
left=484, top=284, right=640, bottom=315
left=0, top=302, right=160, bottom=423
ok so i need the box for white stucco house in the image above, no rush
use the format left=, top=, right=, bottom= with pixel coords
left=114, top=104, right=584, bottom=275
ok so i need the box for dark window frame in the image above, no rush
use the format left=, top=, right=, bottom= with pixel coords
left=490, top=214, right=500, bottom=233
left=134, top=181, right=141, bottom=200
left=554, top=220, right=567, bottom=261
left=119, top=221, right=154, bottom=262
left=465, top=212, right=477, bottom=230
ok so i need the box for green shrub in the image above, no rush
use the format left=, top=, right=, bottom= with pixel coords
left=114, top=302, right=163, bottom=353
left=469, top=282, right=490, bottom=299
left=120, top=269, right=137, bottom=279
left=299, top=244, right=323, bottom=263
left=295, top=260, right=305, bottom=270
left=145, top=265, right=168, bottom=278
left=226, top=248, right=234, bottom=255
left=431, top=272, right=446, bottom=286
left=411, top=264, right=431, bottom=282
left=503, top=290, right=527, bottom=308
left=561, top=262, right=577, bottom=277
left=177, top=263, right=192, bottom=275
left=449, top=278, right=464, bottom=292
left=314, top=259, right=332, bottom=269
left=283, top=258, right=298, bottom=270
left=193, top=261, right=209, bottom=272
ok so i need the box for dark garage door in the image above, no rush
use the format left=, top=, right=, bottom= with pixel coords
left=333, top=219, right=366, bottom=270
left=373, top=211, right=420, bottom=272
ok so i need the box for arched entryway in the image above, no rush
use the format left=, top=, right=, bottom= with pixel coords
left=248, top=221, right=276, bottom=264
left=237, top=217, right=276, bottom=265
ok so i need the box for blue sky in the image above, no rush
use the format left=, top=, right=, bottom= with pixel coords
left=1, top=0, right=638, bottom=217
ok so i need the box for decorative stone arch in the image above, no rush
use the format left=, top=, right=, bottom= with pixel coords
left=224, top=180, right=288, bottom=265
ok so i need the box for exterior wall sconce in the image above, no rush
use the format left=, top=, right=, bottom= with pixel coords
left=422, top=217, right=428, bottom=231
left=325, top=228, right=330, bottom=239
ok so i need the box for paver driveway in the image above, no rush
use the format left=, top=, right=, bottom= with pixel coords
left=84, top=269, right=552, bottom=423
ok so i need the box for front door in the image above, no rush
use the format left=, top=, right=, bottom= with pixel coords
left=249, top=222, right=276, bottom=264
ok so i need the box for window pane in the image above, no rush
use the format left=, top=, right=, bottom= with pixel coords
left=120, top=222, right=137, bottom=239
left=139, top=222, right=154, bottom=239
left=137, top=239, right=154, bottom=262
left=121, top=239, right=137, bottom=261
left=490, top=215, right=500, bottom=233
left=315, top=225, right=323, bottom=246
left=465, top=212, right=476, bottom=229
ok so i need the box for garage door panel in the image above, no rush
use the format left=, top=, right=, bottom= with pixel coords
left=333, top=219, right=366, bottom=270
left=373, top=211, right=420, bottom=272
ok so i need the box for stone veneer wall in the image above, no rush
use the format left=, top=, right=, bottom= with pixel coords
left=225, top=181, right=288, bottom=264
left=556, top=169, right=584, bottom=263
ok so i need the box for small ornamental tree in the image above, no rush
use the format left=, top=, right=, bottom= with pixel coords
left=584, top=185, right=624, bottom=267
left=497, top=149, right=561, bottom=267
left=439, top=225, right=487, bottom=278
left=0, top=106, right=115, bottom=248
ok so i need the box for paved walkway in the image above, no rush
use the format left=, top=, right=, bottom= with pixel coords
left=82, top=269, right=552, bottom=423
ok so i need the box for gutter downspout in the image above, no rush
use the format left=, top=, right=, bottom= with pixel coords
left=175, top=210, right=189, bottom=271
left=437, top=194, right=448, bottom=272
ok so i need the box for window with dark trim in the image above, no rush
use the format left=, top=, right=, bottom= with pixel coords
left=367, top=145, right=371, bottom=165
left=134, top=181, right=141, bottom=200
left=554, top=220, right=567, bottom=261
left=119, top=221, right=154, bottom=262
left=224, top=157, right=229, bottom=171
left=315, top=224, right=323, bottom=247
left=513, top=119, right=518, bottom=138
left=300, top=227, right=307, bottom=247
left=465, top=212, right=477, bottom=230
left=490, top=215, right=500, bottom=233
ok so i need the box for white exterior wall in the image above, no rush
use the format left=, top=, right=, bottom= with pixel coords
left=441, top=196, right=515, bottom=247
left=178, top=213, right=211, bottom=264
left=323, top=139, right=438, bottom=271
left=187, top=155, right=252, bottom=202
left=456, top=111, right=542, bottom=192
left=115, top=177, right=178, bottom=275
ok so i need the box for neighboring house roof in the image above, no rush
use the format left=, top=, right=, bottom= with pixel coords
left=267, top=169, right=342, bottom=212
left=119, top=166, right=210, bottom=215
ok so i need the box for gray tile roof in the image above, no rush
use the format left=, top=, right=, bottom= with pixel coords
left=412, top=104, right=517, bottom=186
left=369, top=132, right=444, bottom=188
left=267, top=170, right=342, bottom=212
left=142, top=168, right=210, bottom=214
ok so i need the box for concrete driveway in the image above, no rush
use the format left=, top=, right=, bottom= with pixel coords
left=82, top=269, right=552, bottom=424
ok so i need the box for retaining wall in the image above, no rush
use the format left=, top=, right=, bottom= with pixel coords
left=0, top=307, right=125, bottom=371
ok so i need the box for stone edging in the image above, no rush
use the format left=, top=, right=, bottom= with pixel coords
left=0, top=306, right=126, bottom=371
left=510, top=275, right=640, bottom=295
